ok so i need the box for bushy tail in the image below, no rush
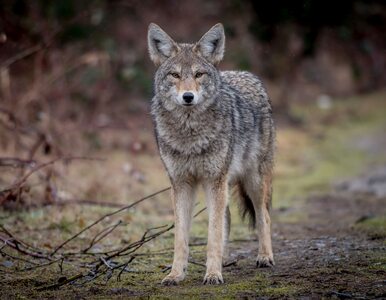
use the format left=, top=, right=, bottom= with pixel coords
left=237, top=183, right=256, bottom=229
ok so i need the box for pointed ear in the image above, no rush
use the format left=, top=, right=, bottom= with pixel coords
left=194, top=23, right=225, bottom=65
left=147, top=23, right=180, bottom=66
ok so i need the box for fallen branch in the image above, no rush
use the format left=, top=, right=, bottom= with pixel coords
left=103, top=207, right=205, bottom=261
left=0, top=225, right=51, bottom=259
left=0, top=186, right=209, bottom=290
left=0, top=236, right=50, bottom=260
left=37, top=273, right=85, bottom=291
left=117, top=256, right=136, bottom=281
left=0, top=157, right=36, bottom=168
left=19, top=258, right=63, bottom=272
left=42, top=207, right=206, bottom=289
left=103, top=224, right=175, bottom=260
left=0, top=245, right=40, bottom=265
left=82, top=220, right=124, bottom=253
left=51, top=186, right=171, bottom=255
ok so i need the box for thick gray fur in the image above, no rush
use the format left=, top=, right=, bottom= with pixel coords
left=148, top=23, right=275, bottom=285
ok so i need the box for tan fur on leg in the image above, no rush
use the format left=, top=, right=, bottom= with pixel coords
left=223, top=205, right=231, bottom=261
left=203, top=177, right=228, bottom=284
left=161, top=182, right=196, bottom=285
left=242, top=171, right=274, bottom=268
left=256, top=172, right=274, bottom=267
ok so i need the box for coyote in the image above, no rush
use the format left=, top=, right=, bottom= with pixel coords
left=147, top=23, right=275, bottom=285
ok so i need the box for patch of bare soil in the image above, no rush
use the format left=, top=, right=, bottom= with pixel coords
left=227, top=167, right=386, bottom=299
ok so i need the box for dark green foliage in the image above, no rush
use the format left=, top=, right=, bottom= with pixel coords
left=247, top=0, right=386, bottom=55
left=1, top=0, right=103, bottom=44
left=1, top=0, right=385, bottom=110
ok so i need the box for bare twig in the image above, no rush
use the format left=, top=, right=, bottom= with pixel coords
left=104, top=224, right=174, bottom=260
left=100, top=257, right=114, bottom=270
left=37, top=273, right=85, bottom=291
left=0, top=236, right=49, bottom=260
left=0, top=225, right=45, bottom=254
left=0, top=157, right=36, bottom=168
left=103, top=207, right=206, bottom=261
left=19, top=258, right=62, bottom=272
left=117, top=256, right=136, bottom=281
left=60, top=207, right=205, bottom=287
left=51, top=187, right=171, bottom=255
left=188, top=259, right=206, bottom=268
left=1, top=45, right=43, bottom=69
left=0, top=246, right=40, bottom=265
left=82, top=220, right=123, bottom=253
left=223, top=259, right=239, bottom=267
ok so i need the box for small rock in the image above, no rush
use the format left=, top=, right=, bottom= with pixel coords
left=2, top=260, right=13, bottom=268
left=317, top=94, right=333, bottom=110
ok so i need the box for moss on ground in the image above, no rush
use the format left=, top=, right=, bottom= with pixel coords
left=355, top=216, right=386, bottom=240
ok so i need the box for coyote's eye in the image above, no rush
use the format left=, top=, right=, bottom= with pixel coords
left=195, top=72, right=204, bottom=78
left=170, top=72, right=180, bottom=79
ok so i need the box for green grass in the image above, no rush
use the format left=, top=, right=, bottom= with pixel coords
left=273, top=91, right=386, bottom=209
left=355, top=216, right=386, bottom=240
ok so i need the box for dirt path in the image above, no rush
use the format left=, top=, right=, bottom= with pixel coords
left=1, top=169, right=385, bottom=299
left=223, top=168, right=386, bottom=299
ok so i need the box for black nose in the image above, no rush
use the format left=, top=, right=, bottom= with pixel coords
left=182, top=92, right=194, bottom=104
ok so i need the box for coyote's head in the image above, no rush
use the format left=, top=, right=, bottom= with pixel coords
left=148, top=23, right=225, bottom=109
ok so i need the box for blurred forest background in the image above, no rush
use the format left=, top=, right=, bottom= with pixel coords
left=1, top=0, right=386, bottom=207
left=0, top=1, right=386, bottom=298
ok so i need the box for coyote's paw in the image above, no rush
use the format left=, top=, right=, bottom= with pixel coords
left=256, top=255, right=275, bottom=268
left=161, top=273, right=185, bottom=286
left=203, top=272, right=224, bottom=285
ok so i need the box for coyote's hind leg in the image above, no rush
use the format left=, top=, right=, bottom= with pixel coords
left=243, top=171, right=274, bottom=267
left=223, top=205, right=231, bottom=261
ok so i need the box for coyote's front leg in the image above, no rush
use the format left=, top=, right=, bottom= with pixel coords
left=203, top=177, right=228, bottom=285
left=161, top=182, right=195, bottom=286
